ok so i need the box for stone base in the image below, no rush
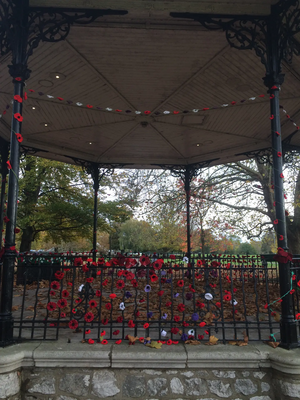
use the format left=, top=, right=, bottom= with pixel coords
left=1, top=342, right=300, bottom=399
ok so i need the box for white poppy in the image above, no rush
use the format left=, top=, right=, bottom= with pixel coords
left=204, top=293, right=213, bottom=301
left=119, top=302, right=125, bottom=310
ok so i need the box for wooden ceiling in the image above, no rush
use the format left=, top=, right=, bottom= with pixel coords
left=1, top=0, right=300, bottom=168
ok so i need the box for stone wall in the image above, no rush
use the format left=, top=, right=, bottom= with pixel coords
left=21, top=367, right=273, bottom=400
left=1, top=342, right=300, bottom=400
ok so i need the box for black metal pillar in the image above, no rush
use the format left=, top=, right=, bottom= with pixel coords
left=264, top=12, right=298, bottom=348
left=92, top=164, right=100, bottom=262
left=0, top=0, right=30, bottom=346
left=184, top=167, right=192, bottom=261
left=0, top=139, right=9, bottom=247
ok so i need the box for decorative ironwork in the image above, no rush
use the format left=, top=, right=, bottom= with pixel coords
left=170, top=0, right=300, bottom=82
left=237, top=148, right=273, bottom=165
left=0, top=0, right=128, bottom=77
left=20, top=145, right=48, bottom=157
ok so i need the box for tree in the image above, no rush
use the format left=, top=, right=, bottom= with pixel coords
left=118, top=219, right=156, bottom=252
left=16, top=156, right=130, bottom=251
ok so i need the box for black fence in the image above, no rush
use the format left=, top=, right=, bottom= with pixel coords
left=10, top=253, right=299, bottom=345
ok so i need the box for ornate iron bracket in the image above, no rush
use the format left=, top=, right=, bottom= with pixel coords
left=170, top=0, right=300, bottom=84
left=0, top=0, right=128, bottom=79
left=71, top=157, right=129, bottom=190
left=20, top=145, right=48, bottom=157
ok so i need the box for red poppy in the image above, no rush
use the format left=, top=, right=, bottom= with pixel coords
left=166, top=301, right=172, bottom=307
left=128, top=320, right=135, bottom=328
left=131, top=279, right=138, bottom=288
left=280, top=173, right=284, bottom=178
left=82, top=265, right=89, bottom=272
left=290, top=289, right=295, bottom=294
left=173, top=111, right=180, bottom=114
left=115, top=339, right=122, bottom=344
left=143, top=323, right=149, bottom=329
left=224, top=294, right=232, bottom=302
left=157, top=290, right=164, bottom=296
left=88, top=338, right=94, bottom=344
left=96, top=290, right=101, bottom=297
left=296, top=313, right=300, bottom=320
left=29, top=89, right=35, bottom=92
left=57, top=298, right=67, bottom=308
left=182, top=321, right=189, bottom=327
left=273, top=219, right=278, bottom=225
left=167, top=339, right=172, bottom=345
left=171, top=327, right=179, bottom=334
left=15, top=77, right=22, bottom=81
left=14, top=95, right=23, bottom=103
left=57, top=97, right=64, bottom=101
left=277, top=152, right=282, bottom=157
left=198, top=334, right=204, bottom=340
left=174, top=315, right=180, bottom=322
left=199, top=321, right=206, bottom=327
left=195, top=273, right=202, bottom=279
left=102, top=318, right=109, bottom=325
left=117, top=316, right=123, bottom=323
left=14, top=227, right=20, bottom=233
left=153, top=259, right=164, bottom=270
left=113, top=330, right=120, bottom=335
left=196, top=301, right=205, bottom=309
left=126, top=272, right=135, bottom=280
left=197, top=260, right=202, bottom=267
left=102, top=339, right=108, bottom=345
left=86, top=277, right=94, bottom=283
left=173, top=264, right=180, bottom=271
left=85, top=329, right=91, bottom=334
left=62, top=290, right=69, bottom=298
left=89, top=300, right=97, bottom=308
left=61, top=312, right=66, bottom=318
left=50, top=290, right=55, bottom=296
left=117, top=270, right=123, bottom=277
left=69, top=319, right=78, bottom=330
left=150, top=274, right=158, bottom=282
left=16, top=133, right=24, bottom=144
left=24, top=92, right=28, bottom=100
left=177, top=280, right=184, bottom=287
left=50, top=281, right=60, bottom=290
left=14, top=113, right=23, bottom=122
left=170, top=254, right=176, bottom=259
left=139, top=255, right=150, bottom=266
left=144, top=110, right=151, bottom=115
left=215, top=302, right=221, bottom=308
left=84, top=312, right=94, bottom=322
left=47, top=302, right=57, bottom=311
left=115, top=109, right=122, bottom=112
left=106, top=303, right=112, bottom=310
left=3, top=216, right=9, bottom=223
left=55, top=271, right=64, bottom=280
left=109, top=293, right=117, bottom=299
left=102, top=279, right=108, bottom=286
left=86, top=104, right=93, bottom=108
left=6, top=161, right=12, bottom=170
left=177, top=303, right=185, bottom=312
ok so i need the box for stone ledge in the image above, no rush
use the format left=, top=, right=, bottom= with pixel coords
left=1, top=341, right=300, bottom=374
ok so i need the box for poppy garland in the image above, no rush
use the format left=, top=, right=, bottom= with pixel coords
left=42, top=255, right=289, bottom=344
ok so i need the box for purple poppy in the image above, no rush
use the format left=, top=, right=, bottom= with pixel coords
left=166, top=279, right=171, bottom=283
left=162, top=313, right=168, bottom=320
left=161, top=270, right=167, bottom=276
left=137, top=269, right=146, bottom=277
left=144, top=284, right=151, bottom=293
left=125, top=291, right=132, bottom=299
left=185, top=292, right=193, bottom=301
left=192, top=313, right=199, bottom=321
left=147, top=312, right=153, bottom=318
left=181, top=333, right=188, bottom=341
left=174, top=293, right=179, bottom=298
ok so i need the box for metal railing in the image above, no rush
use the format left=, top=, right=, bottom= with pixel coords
left=10, top=253, right=294, bottom=344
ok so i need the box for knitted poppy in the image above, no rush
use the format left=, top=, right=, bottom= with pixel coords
left=102, top=318, right=109, bottom=325
left=171, top=327, right=179, bottom=334
left=167, top=339, right=172, bottom=345
left=150, top=274, right=158, bottom=282
left=223, top=294, right=232, bottom=301
left=177, top=280, right=184, bottom=287
left=131, top=279, right=138, bottom=288
left=196, top=301, right=205, bottom=308
left=62, top=290, right=69, bottom=298
left=84, top=312, right=94, bottom=322
left=50, top=281, right=60, bottom=290
left=113, top=330, right=120, bottom=335
left=57, top=298, right=67, bottom=308
left=115, top=339, right=122, bottom=344
left=199, top=321, right=206, bottom=327
left=109, top=293, right=117, bottom=299
left=102, top=339, right=108, bottom=345
left=86, top=277, right=94, bottom=283
left=157, top=290, right=164, bottom=296
left=102, top=279, right=108, bottom=286
left=54, top=271, right=64, bottom=280
left=128, top=320, right=135, bottom=328
left=177, top=303, right=185, bottom=312
left=139, top=255, right=150, bottom=266
left=105, top=303, right=112, bottom=310
left=14, top=113, right=23, bottom=122
left=166, top=301, right=172, bottom=307
left=15, top=133, right=23, bottom=142
left=14, top=95, right=22, bottom=103
left=117, top=316, right=123, bottom=323
left=69, top=319, right=78, bottom=330
left=89, top=300, right=97, bottom=308
left=143, top=323, right=149, bottom=329
left=296, top=313, right=300, bottom=320
left=47, top=302, right=57, bottom=311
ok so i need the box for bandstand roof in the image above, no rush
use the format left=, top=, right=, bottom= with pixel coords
left=1, top=0, right=300, bottom=168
